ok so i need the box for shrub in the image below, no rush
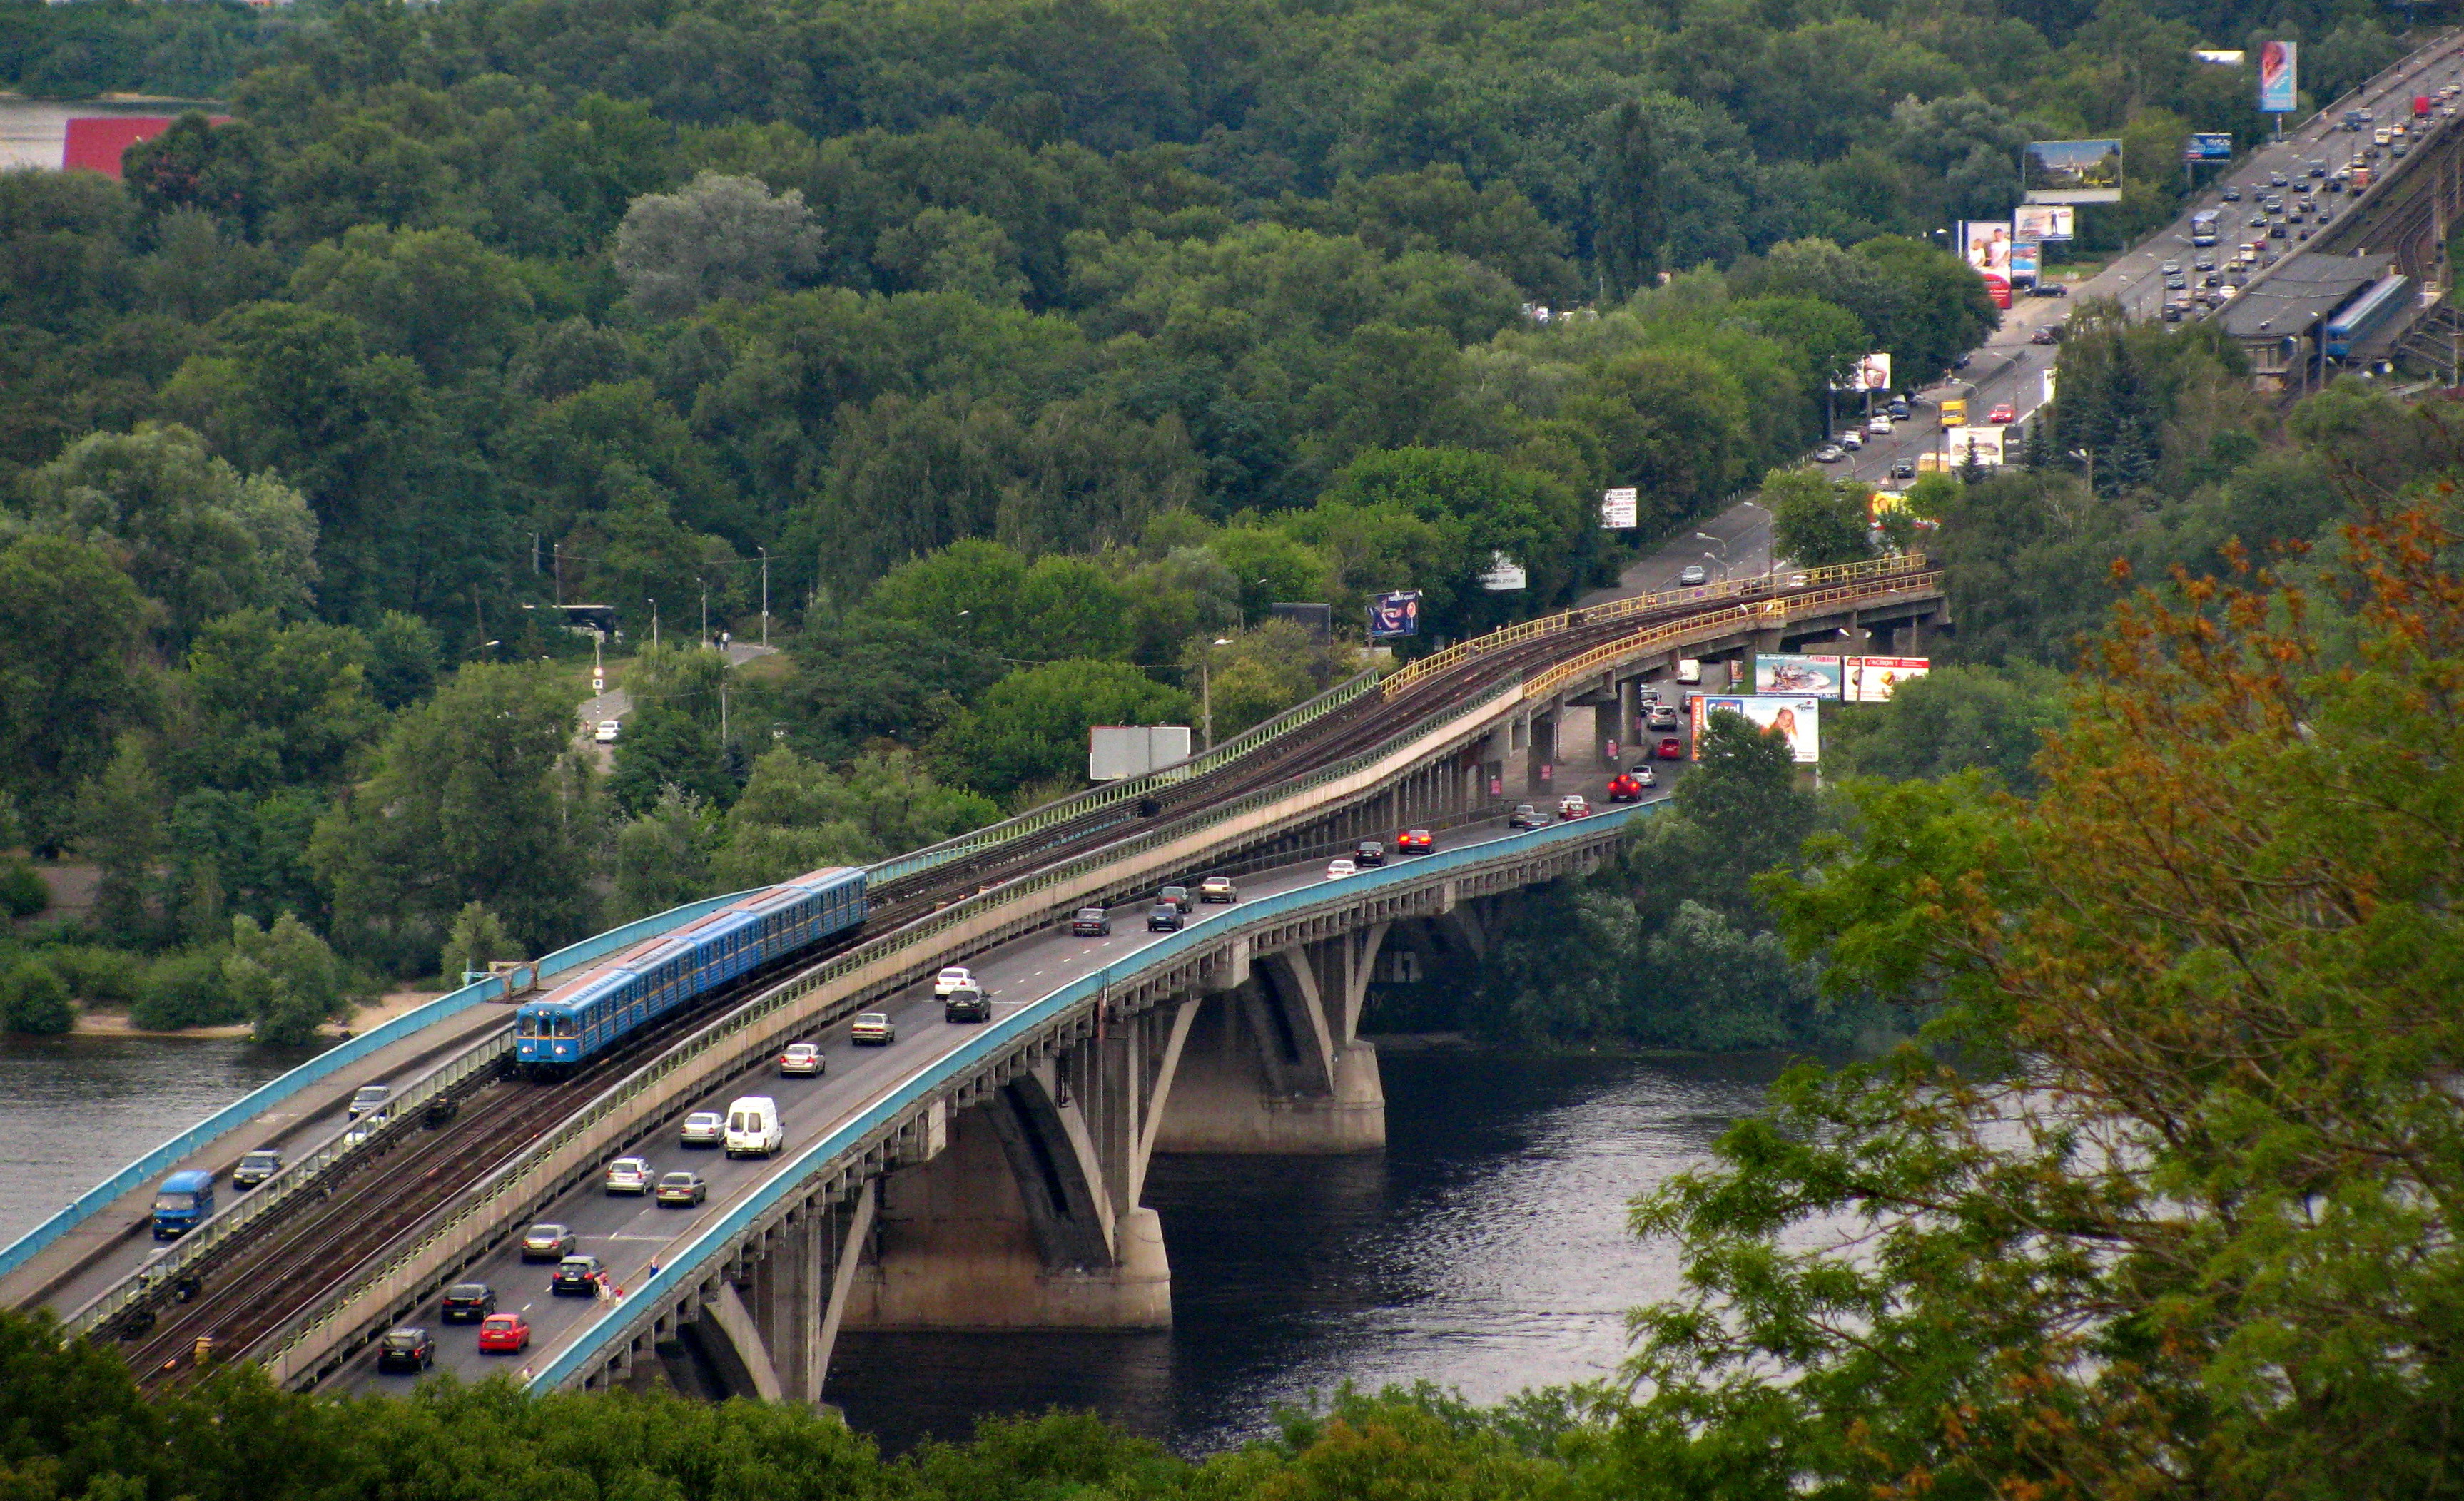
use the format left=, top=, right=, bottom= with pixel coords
left=130, top=950, right=242, bottom=1031
left=0, top=862, right=46, bottom=918
left=4, top=961, right=74, bottom=1034
left=45, top=945, right=142, bottom=1005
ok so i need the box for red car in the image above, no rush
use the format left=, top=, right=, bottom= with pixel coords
left=1396, top=828, right=1434, bottom=853
left=1655, top=736, right=1687, bottom=760
left=1606, top=773, right=1644, bottom=802
left=1987, top=402, right=2016, bottom=424
left=477, top=1312, right=530, bottom=1354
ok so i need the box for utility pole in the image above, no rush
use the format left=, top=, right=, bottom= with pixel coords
left=650, top=597, right=659, bottom=650
left=699, top=578, right=708, bottom=649
left=759, top=546, right=769, bottom=646
left=1199, top=653, right=1212, bottom=751
left=552, top=542, right=562, bottom=606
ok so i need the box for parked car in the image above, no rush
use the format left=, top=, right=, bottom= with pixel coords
left=375, top=1327, right=435, bottom=1373
left=851, top=1012, right=896, bottom=1046
left=679, top=1111, right=724, bottom=1148
left=1887, top=397, right=1911, bottom=418
left=944, top=984, right=992, bottom=1022
left=1866, top=414, right=1893, bottom=434
left=519, top=1223, right=577, bottom=1261
left=1837, top=429, right=1862, bottom=451
left=1396, top=828, right=1434, bottom=853
left=604, top=1156, right=654, bottom=1194
left=1070, top=907, right=1112, bottom=936
left=933, top=967, right=974, bottom=997
left=1354, top=840, right=1386, bottom=866
left=477, top=1313, right=531, bottom=1354
left=439, top=1283, right=495, bottom=1323
left=779, top=1042, right=825, bottom=1077
left=1159, top=885, right=1193, bottom=912
left=550, top=1256, right=604, bottom=1296
left=1507, top=803, right=1547, bottom=830
left=1200, top=876, right=1239, bottom=902
left=1324, top=858, right=1359, bottom=880
left=1656, top=736, right=1688, bottom=760
left=2029, top=326, right=2060, bottom=345
left=1147, top=905, right=1184, bottom=932
left=655, top=1171, right=707, bottom=1206
left=2034, top=282, right=2068, bottom=297
left=231, top=1148, right=283, bottom=1191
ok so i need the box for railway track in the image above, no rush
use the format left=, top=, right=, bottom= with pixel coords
left=111, top=568, right=1906, bottom=1385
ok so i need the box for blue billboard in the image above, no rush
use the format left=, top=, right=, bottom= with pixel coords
left=1367, top=590, right=1421, bottom=638
left=2186, top=131, right=2234, bottom=160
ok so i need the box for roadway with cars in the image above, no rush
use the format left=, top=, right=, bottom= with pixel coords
left=333, top=760, right=1670, bottom=1391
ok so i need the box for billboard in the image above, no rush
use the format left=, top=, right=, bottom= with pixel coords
left=1947, top=426, right=2006, bottom=466
left=1754, top=654, right=1845, bottom=697
left=1367, top=589, right=1421, bottom=638
left=1478, top=551, right=1526, bottom=591
left=1852, top=352, right=1892, bottom=390
left=2008, top=238, right=2040, bottom=283
left=2014, top=204, right=2074, bottom=241
left=1843, top=656, right=1931, bottom=703
left=1959, top=220, right=2014, bottom=275
left=2258, top=40, right=2298, bottom=113
left=2186, top=131, right=2234, bottom=160
left=1601, top=487, right=1638, bottom=529
left=2192, top=48, right=2245, bottom=65
left=1090, top=724, right=1193, bottom=780
left=1693, top=694, right=1822, bottom=763
left=2024, top=139, right=2124, bottom=204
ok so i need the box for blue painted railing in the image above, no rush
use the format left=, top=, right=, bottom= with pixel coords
left=0, top=891, right=759, bottom=1287
left=527, top=803, right=1656, bottom=1391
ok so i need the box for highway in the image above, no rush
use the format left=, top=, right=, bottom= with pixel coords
left=334, top=764, right=1660, bottom=1392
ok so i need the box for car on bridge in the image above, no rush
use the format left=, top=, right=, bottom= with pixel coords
left=1607, top=773, right=1645, bottom=802
left=779, top=1042, right=825, bottom=1076
left=231, top=1148, right=282, bottom=1191
left=1147, top=904, right=1185, bottom=932
left=851, top=1013, right=897, bottom=1046
left=944, top=984, right=992, bottom=1022
left=1159, top=884, right=1193, bottom=912
left=1200, top=875, right=1239, bottom=902
left=656, top=1171, right=707, bottom=1206
left=550, top=1256, right=604, bottom=1296
left=1324, top=858, right=1359, bottom=880
left=439, top=1283, right=495, bottom=1323
left=1354, top=840, right=1386, bottom=866
left=1656, top=736, right=1688, bottom=760
left=1812, top=444, right=1846, bottom=463
left=375, top=1327, right=435, bottom=1373
left=1507, top=804, right=1547, bottom=830
left=349, top=1083, right=392, bottom=1119
left=477, top=1313, right=530, bottom=1354
left=1558, top=795, right=1591, bottom=818
left=1628, top=765, right=1659, bottom=788
left=604, top=1157, right=654, bottom=1194
left=520, top=1223, right=577, bottom=1261
left=1070, top=907, right=1112, bottom=935
left=680, top=1111, right=724, bottom=1147
left=1397, top=828, right=1434, bottom=853
left=933, top=966, right=975, bottom=995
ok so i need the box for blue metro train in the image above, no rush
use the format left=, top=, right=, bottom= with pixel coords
left=514, top=866, right=868, bottom=1072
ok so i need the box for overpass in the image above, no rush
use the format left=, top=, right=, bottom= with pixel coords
left=1, top=555, right=1944, bottom=1408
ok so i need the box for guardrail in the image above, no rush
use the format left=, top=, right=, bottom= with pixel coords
left=248, top=570, right=1950, bottom=1381
left=1381, top=553, right=1930, bottom=697
left=525, top=797, right=1659, bottom=1393
left=867, top=667, right=1384, bottom=887
left=0, top=890, right=759, bottom=1294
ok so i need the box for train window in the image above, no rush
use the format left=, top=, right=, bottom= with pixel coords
left=517, top=1012, right=539, bottom=1037
left=552, top=1014, right=577, bottom=1038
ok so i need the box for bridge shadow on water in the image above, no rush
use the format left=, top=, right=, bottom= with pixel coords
left=826, top=1045, right=1805, bottom=1456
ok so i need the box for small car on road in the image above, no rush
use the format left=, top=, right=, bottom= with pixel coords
left=375, top=1326, right=435, bottom=1373
left=1147, top=904, right=1185, bottom=932
left=779, top=1042, right=825, bottom=1077
left=1866, top=414, right=1892, bottom=434
left=604, top=1156, right=654, bottom=1194
left=519, top=1223, right=577, bottom=1261
left=851, top=1012, right=896, bottom=1046
left=944, top=984, right=992, bottom=1022
left=477, top=1313, right=530, bottom=1354
left=1354, top=840, right=1386, bottom=866
left=349, top=1083, right=392, bottom=1119
left=933, top=967, right=975, bottom=997
left=1324, top=858, right=1359, bottom=880
left=1656, top=736, right=1688, bottom=760
left=550, top=1256, right=604, bottom=1296
left=595, top=720, right=620, bottom=743
left=1200, top=876, right=1239, bottom=902
left=1678, top=564, right=1709, bottom=586
left=680, top=1111, right=724, bottom=1148
left=1070, top=907, right=1112, bottom=936
left=1159, top=884, right=1193, bottom=912
left=1812, top=444, right=1846, bottom=463
left=1507, top=804, right=1547, bottom=830
left=1889, top=458, right=1917, bottom=479
left=1396, top=828, right=1434, bottom=853
left=655, top=1171, right=707, bottom=1206
left=232, top=1148, right=282, bottom=1191
left=1987, top=403, right=2016, bottom=424
left=1557, top=795, right=1591, bottom=819
left=439, top=1283, right=495, bottom=1323
left=1606, top=773, right=1644, bottom=803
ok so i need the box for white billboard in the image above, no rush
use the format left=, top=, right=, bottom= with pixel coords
left=1479, top=551, right=1527, bottom=591
left=1844, top=656, right=1930, bottom=703
left=1601, top=487, right=1638, bottom=529
left=1090, top=724, right=1192, bottom=780
left=1947, top=426, right=2006, bottom=466
left=1959, top=220, right=2014, bottom=276
left=1753, top=654, right=1845, bottom=698
left=1692, top=693, right=1822, bottom=764
left=2014, top=204, right=2074, bottom=241
left=1833, top=352, right=1892, bottom=391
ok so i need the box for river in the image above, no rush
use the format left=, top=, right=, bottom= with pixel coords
left=0, top=1034, right=1782, bottom=1455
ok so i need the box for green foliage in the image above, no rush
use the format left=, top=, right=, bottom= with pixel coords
left=1, top=959, right=73, bottom=1034
left=711, top=748, right=998, bottom=889
left=608, top=788, right=720, bottom=925
left=0, top=860, right=48, bottom=919
left=936, top=659, right=1193, bottom=798
left=1824, top=662, right=2069, bottom=794
left=75, top=736, right=165, bottom=945
left=42, top=945, right=141, bottom=1006
left=1763, top=466, right=1875, bottom=569
left=129, top=948, right=242, bottom=1032
left=440, top=902, right=514, bottom=987
left=0, top=535, right=149, bottom=848
left=225, top=911, right=348, bottom=1047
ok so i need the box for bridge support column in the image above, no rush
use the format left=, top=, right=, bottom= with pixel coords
left=1525, top=707, right=1558, bottom=795
left=1153, top=926, right=1389, bottom=1156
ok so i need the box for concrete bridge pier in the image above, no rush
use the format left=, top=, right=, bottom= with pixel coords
left=1523, top=706, right=1560, bottom=795
left=1153, top=925, right=1391, bottom=1156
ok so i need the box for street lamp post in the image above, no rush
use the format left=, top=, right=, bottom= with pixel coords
left=649, top=597, right=659, bottom=651
left=1199, top=638, right=1232, bottom=750
left=698, top=578, right=709, bottom=649
left=758, top=546, right=769, bottom=647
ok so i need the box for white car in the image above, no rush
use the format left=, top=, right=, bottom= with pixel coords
left=603, top=1156, right=654, bottom=1194
left=594, top=720, right=620, bottom=743
left=1867, top=415, right=1893, bottom=435
left=1837, top=430, right=1864, bottom=450
left=779, top=1042, right=824, bottom=1077
left=933, top=967, right=973, bottom=997
left=1325, top=858, right=1358, bottom=880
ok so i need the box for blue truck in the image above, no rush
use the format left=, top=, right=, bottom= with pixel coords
left=151, top=1169, right=216, bottom=1239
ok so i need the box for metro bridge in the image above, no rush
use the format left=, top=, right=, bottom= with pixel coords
left=0, top=556, right=1943, bottom=1407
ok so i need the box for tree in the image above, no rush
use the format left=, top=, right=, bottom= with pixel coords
left=440, top=901, right=514, bottom=986
left=1763, top=465, right=1875, bottom=567
left=607, top=702, right=731, bottom=817
left=364, top=611, right=440, bottom=710
left=0, top=536, right=149, bottom=850
left=934, top=659, right=1192, bottom=797
left=173, top=609, right=380, bottom=793
left=287, top=225, right=535, bottom=380
left=709, top=747, right=997, bottom=888
left=16, top=424, right=318, bottom=648
left=1825, top=661, right=2068, bottom=793
left=1596, top=100, right=1666, bottom=300
left=1630, top=512, right=2464, bottom=1497
left=224, top=912, right=346, bottom=1046
left=609, top=789, right=719, bottom=923
left=3, top=962, right=73, bottom=1036
left=614, top=171, right=821, bottom=320
left=76, top=736, right=165, bottom=944
left=310, top=663, right=593, bottom=971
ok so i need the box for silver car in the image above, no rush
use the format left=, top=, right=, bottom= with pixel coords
left=604, top=1156, right=654, bottom=1194
left=680, top=1111, right=724, bottom=1147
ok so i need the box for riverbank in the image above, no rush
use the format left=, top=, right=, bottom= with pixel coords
left=67, top=985, right=444, bottom=1042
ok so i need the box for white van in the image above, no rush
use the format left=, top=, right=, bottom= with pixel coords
left=723, top=1096, right=784, bottom=1159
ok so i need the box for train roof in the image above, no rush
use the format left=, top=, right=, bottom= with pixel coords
left=518, top=869, right=863, bottom=1011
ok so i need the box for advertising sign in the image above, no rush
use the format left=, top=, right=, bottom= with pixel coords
left=1367, top=589, right=1421, bottom=638
left=1852, top=352, right=1892, bottom=390
left=1600, top=487, right=1638, bottom=529
left=1947, top=426, right=2006, bottom=466
left=1693, top=694, right=1822, bottom=764
left=2014, top=204, right=2074, bottom=241
left=2009, top=238, right=2040, bottom=283
left=2186, top=131, right=2234, bottom=160
left=1478, top=551, right=1527, bottom=591
left=2024, top=139, right=2124, bottom=204
left=2192, top=48, right=2246, bottom=65
left=1959, top=220, right=2014, bottom=275
left=1090, top=724, right=1193, bottom=781
left=2258, top=40, right=2298, bottom=113
left=1754, top=654, right=1845, bottom=698
left=1843, top=656, right=1931, bottom=703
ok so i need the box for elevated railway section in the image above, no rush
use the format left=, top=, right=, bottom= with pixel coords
left=6, top=555, right=1944, bottom=1403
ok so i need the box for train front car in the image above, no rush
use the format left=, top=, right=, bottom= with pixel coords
left=511, top=867, right=866, bottom=1079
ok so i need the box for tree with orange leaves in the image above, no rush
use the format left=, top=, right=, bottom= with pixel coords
left=1614, top=509, right=2464, bottom=1499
